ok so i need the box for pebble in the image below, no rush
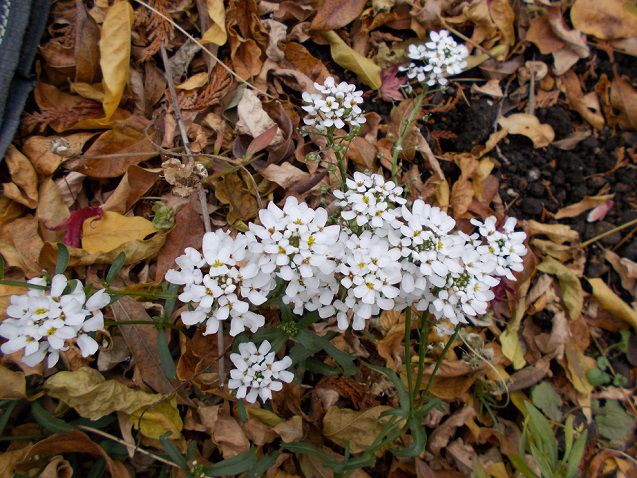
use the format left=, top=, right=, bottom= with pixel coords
left=588, top=221, right=622, bottom=247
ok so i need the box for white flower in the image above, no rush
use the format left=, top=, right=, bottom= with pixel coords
left=399, top=30, right=468, bottom=87
left=0, top=276, right=110, bottom=368
left=302, top=77, right=366, bottom=132
left=227, top=341, right=294, bottom=403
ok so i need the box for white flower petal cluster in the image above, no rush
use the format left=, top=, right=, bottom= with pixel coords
left=248, top=196, right=341, bottom=319
left=166, top=230, right=275, bottom=337
left=168, top=173, right=527, bottom=336
left=399, top=30, right=468, bottom=87
left=0, top=275, right=110, bottom=368
left=302, top=77, right=366, bottom=132
left=228, top=340, right=294, bottom=403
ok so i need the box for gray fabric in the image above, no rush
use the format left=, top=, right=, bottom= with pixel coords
left=0, top=0, right=50, bottom=162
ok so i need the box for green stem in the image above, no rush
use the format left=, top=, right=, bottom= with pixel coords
left=413, top=312, right=430, bottom=397
left=404, top=308, right=413, bottom=408
left=106, top=289, right=176, bottom=300
left=391, top=90, right=426, bottom=182
left=328, top=130, right=347, bottom=190
left=105, top=320, right=179, bottom=330
left=0, top=279, right=47, bottom=290
left=418, top=324, right=461, bottom=409
left=0, top=434, right=46, bottom=441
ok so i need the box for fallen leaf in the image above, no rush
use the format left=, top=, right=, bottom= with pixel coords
left=323, top=406, right=392, bottom=454
left=36, top=178, right=70, bottom=243
left=213, top=415, right=250, bottom=458
left=111, top=298, right=175, bottom=394
left=75, top=122, right=158, bottom=178
left=380, top=66, right=406, bottom=102
left=571, top=0, right=637, bottom=40
left=554, top=194, right=614, bottom=219
left=610, top=76, right=637, bottom=131
left=273, top=415, right=304, bottom=442
left=593, top=399, right=636, bottom=444
left=74, top=1, right=134, bottom=128
left=525, top=220, right=580, bottom=244
left=48, top=206, right=103, bottom=248
left=2, top=146, right=38, bottom=209
left=323, top=31, right=382, bottom=90
left=531, top=382, right=562, bottom=421
left=236, top=89, right=284, bottom=144
left=537, top=257, right=583, bottom=320
left=284, top=42, right=331, bottom=83
left=155, top=200, right=204, bottom=281
left=311, top=0, right=366, bottom=31
left=81, top=211, right=157, bottom=254
left=587, top=278, right=637, bottom=331
left=429, top=406, right=476, bottom=455
left=17, top=430, right=130, bottom=477
left=22, top=133, right=96, bottom=176
left=102, top=166, right=159, bottom=214
left=564, top=341, right=595, bottom=396
left=202, top=0, right=227, bottom=45
left=261, top=163, right=311, bottom=189
left=44, top=367, right=182, bottom=438
left=176, top=72, right=209, bottom=90
left=498, top=114, right=555, bottom=148
left=0, top=364, right=26, bottom=399
left=604, top=250, right=637, bottom=297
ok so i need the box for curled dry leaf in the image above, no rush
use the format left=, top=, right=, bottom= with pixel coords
left=2, top=146, right=38, bottom=209
left=587, top=278, right=637, bottom=331
left=22, top=133, right=96, bottom=176
left=261, top=162, right=311, bottom=189
left=162, top=158, right=209, bottom=198
left=202, top=0, right=227, bottom=45
left=537, top=257, right=584, bottom=320
left=311, top=0, right=366, bottom=31
left=604, top=250, right=637, bottom=297
left=0, top=364, right=26, bottom=400
left=498, top=114, right=555, bottom=148
left=44, top=367, right=182, bottom=438
left=610, top=76, right=637, bottom=131
left=236, top=89, right=284, bottom=144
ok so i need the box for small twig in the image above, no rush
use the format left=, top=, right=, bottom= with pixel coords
left=78, top=425, right=179, bottom=469
left=132, top=0, right=274, bottom=100
left=581, top=218, right=637, bottom=248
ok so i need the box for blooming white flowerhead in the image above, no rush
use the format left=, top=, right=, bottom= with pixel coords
left=167, top=230, right=275, bottom=337
left=0, top=275, right=110, bottom=368
left=302, top=77, right=366, bottom=132
left=399, top=30, right=468, bottom=87
left=227, top=340, right=294, bottom=403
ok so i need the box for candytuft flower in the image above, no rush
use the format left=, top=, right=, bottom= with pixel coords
left=227, top=340, right=294, bottom=403
left=302, top=77, right=366, bottom=132
left=399, top=30, right=468, bottom=87
left=0, top=275, right=110, bottom=368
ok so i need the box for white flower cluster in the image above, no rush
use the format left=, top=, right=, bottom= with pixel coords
left=168, top=171, right=527, bottom=336
left=228, top=340, right=294, bottom=403
left=165, top=230, right=275, bottom=337
left=0, top=275, right=109, bottom=368
left=302, top=77, right=366, bottom=132
left=399, top=30, right=468, bottom=87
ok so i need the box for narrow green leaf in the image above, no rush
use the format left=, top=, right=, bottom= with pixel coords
left=0, top=255, right=5, bottom=279
left=237, top=399, right=248, bottom=423
left=204, top=448, right=257, bottom=476
left=509, top=454, right=540, bottom=478
left=245, top=451, right=281, bottom=478
left=0, top=401, right=18, bottom=435
left=564, top=430, right=587, bottom=478
left=159, top=434, right=189, bottom=470
left=156, top=331, right=177, bottom=380
left=55, top=243, right=70, bottom=275
left=31, top=401, right=74, bottom=433
left=364, top=362, right=409, bottom=412
left=105, top=251, right=126, bottom=285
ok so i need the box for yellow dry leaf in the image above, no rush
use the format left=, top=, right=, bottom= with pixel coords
left=498, top=113, right=555, bottom=148
left=537, top=257, right=583, bottom=320
left=246, top=406, right=285, bottom=427
left=587, top=278, right=637, bottom=331
left=176, top=72, right=209, bottom=90
left=75, top=1, right=134, bottom=128
left=0, top=364, right=26, bottom=399
left=500, top=328, right=526, bottom=369
left=571, top=0, right=637, bottom=40
left=273, top=416, right=303, bottom=443
left=44, top=367, right=182, bottom=439
left=323, top=406, right=392, bottom=454
left=564, top=341, right=595, bottom=396
left=202, top=0, right=227, bottom=45
left=526, top=220, right=580, bottom=244
left=81, top=211, right=157, bottom=254
left=323, top=31, right=381, bottom=90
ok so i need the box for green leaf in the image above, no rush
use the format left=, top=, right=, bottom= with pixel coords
left=55, top=243, right=70, bottom=275
left=586, top=367, right=611, bottom=386
left=0, top=401, right=18, bottom=435
left=237, top=399, right=248, bottom=423
left=531, top=382, right=563, bottom=421
left=509, top=454, right=540, bottom=478
left=162, top=282, right=180, bottom=320
left=31, top=401, right=74, bottom=433
left=159, top=434, right=189, bottom=470
left=564, top=430, right=588, bottom=478
left=204, top=448, right=257, bottom=476
left=393, top=416, right=427, bottom=457
left=245, top=451, right=281, bottom=478
left=594, top=399, right=635, bottom=443
left=0, top=255, right=5, bottom=279
left=156, top=331, right=176, bottom=380
left=596, top=356, right=611, bottom=370
left=524, top=401, right=558, bottom=468
left=296, top=329, right=358, bottom=376
left=105, top=251, right=126, bottom=285
left=152, top=202, right=175, bottom=230
left=364, top=362, right=409, bottom=413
